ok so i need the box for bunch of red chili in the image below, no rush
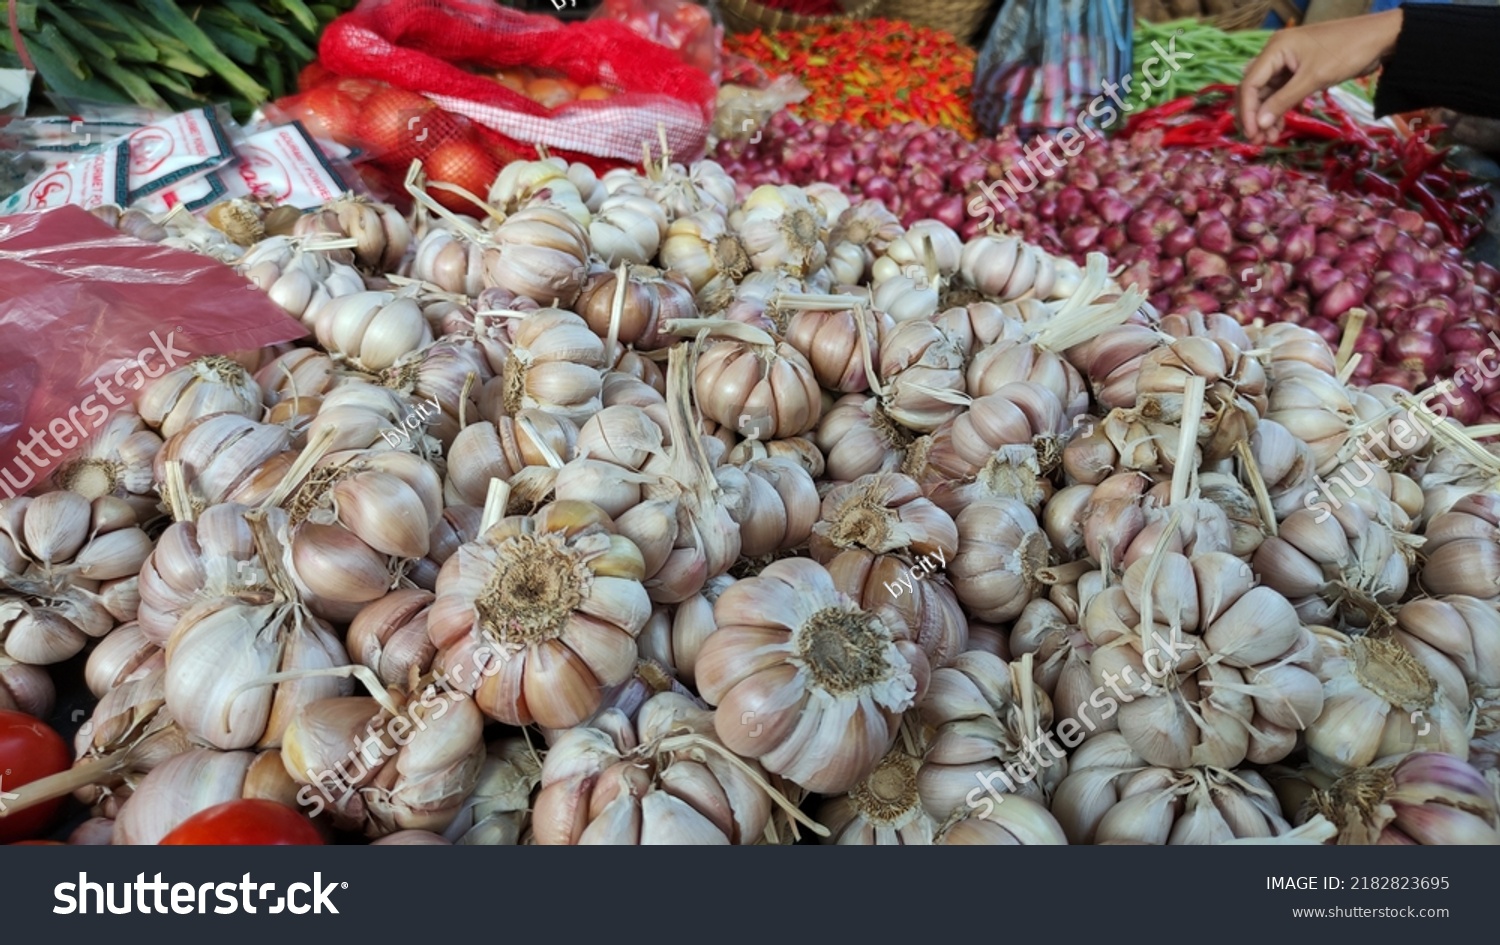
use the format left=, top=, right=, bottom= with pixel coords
left=724, top=20, right=979, bottom=139
left=1121, top=84, right=1493, bottom=247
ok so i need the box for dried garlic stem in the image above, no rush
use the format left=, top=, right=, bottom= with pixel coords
left=1170, top=375, right=1206, bottom=506
left=1333, top=309, right=1367, bottom=374
left=1235, top=439, right=1278, bottom=539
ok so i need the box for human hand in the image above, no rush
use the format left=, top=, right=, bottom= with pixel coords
left=1237, top=10, right=1403, bottom=144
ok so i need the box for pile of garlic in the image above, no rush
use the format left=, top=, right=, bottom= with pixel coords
left=3, top=159, right=1498, bottom=847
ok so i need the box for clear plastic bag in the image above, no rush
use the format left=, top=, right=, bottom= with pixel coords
left=0, top=205, right=307, bottom=497
left=973, top=0, right=1133, bottom=135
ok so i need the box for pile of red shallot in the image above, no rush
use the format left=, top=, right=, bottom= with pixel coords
left=717, top=114, right=1500, bottom=422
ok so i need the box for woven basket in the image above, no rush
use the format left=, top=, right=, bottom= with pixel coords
left=717, top=0, right=882, bottom=34
left=1207, top=0, right=1273, bottom=30
left=875, top=0, right=993, bottom=41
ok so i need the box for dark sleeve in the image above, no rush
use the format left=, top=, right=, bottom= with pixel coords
left=1374, top=4, right=1500, bottom=119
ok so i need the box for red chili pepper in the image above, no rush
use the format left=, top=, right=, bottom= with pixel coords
left=1409, top=178, right=1466, bottom=244
left=1278, top=112, right=1345, bottom=142
left=1357, top=169, right=1402, bottom=201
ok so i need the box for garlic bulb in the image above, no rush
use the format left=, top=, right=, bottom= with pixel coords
left=878, top=318, right=968, bottom=432
left=1066, top=323, right=1168, bottom=411
left=44, top=410, right=162, bottom=521
left=138, top=356, right=263, bottom=438
left=0, top=492, right=150, bottom=666
left=482, top=206, right=591, bottom=306
left=1256, top=321, right=1338, bottom=377
left=442, top=737, right=541, bottom=845
left=1265, top=366, right=1357, bottom=475
left=637, top=577, right=734, bottom=689
left=810, top=472, right=957, bottom=564
left=589, top=193, right=670, bottom=267
left=411, top=227, right=486, bottom=297
left=918, top=651, right=1066, bottom=811
left=1303, top=751, right=1500, bottom=844
left=824, top=546, right=968, bottom=670
left=348, top=589, right=438, bottom=687
left=255, top=347, right=339, bottom=408
left=1421, top=493, right=1500, bottom=600
left=1393, top=596, right=1500, bottom=714
left=574, top=265, right=697, bottom=351
left=871, top=271, right=940, bottom=323
left=533, top=693, right=792, bottom=845
left=619, top=348, right=746, bottom=601
left=950, top=498, right=1049, bottom=623
left=488, top=159, right=592, bottom=227
left=1304, top=628, right=1471, bottom=776
left=1134, top=337, right=1268, bottom=462
left=1051, top=733, right=1292, bottom=844
left=817, top=394, right=913, bottom=481
left=1253, top=499, right=1415, bottom=630
left=782, top=300, right=891, bottom=393
left=313, top=290, right=434, bottom=374
left=829, top=200, right=903, bottom=274
left=445, top=409, right=577, bottom=507
left=237, top=236, right=365, bottom=325
left=0, top=649, right=53, bottom=717
left=689, top=321, right=822, bottom=440
left=959, top=234, right=1056, bottom=301
left=735, top=457, right=819, bottom=559
left=136, top=502, right=268, bottom=644
left=112, top=748, right=301, bottom=845
left=154, top=413, right=292, bottom=517
left=934, top=795, right=1069, bottom=845
left=319, top=195, right=412, bottom=272
left=377, top=337, right=491, bottom=449
left=478, top=308, right=606, bottom=424
left=1083, top=549, right=1322, bottom=769
left=880, top=220, right=963, bottom=278
left=70, top=668, right=190, bottom=817
left=661, top=209, right=751, bottom=310
left=729, top=184, right=829, bottom=279
left=428, top=500, right=651, bottom=729
left=300, top=381, right=435, bottom=457
left=86, top=621, right=161, bottom=698
left=818, top=744, right=939, bottom=844
left=923, top=382, right=1068, bottom=513
left=695, top=557, right=929, bottom=794
left=281, top=687, right=485, bottom=837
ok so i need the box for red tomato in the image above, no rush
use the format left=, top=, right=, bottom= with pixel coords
left=159, top=799, right=323, bottom=846
left=357, top=86, right=439, bottom=157
left=424, top=138, right=501, bottom=214
left=0, top=711, right=71, bottom=844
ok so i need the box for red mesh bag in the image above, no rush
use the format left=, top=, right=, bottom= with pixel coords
left=317, top=0, right=717, bottom=164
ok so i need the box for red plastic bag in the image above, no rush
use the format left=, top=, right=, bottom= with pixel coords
left=317, top=0, right=717, bottom=164
left=0, top=206, right=307, bottom=498
left=590, top=0, right=723, bottom=83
